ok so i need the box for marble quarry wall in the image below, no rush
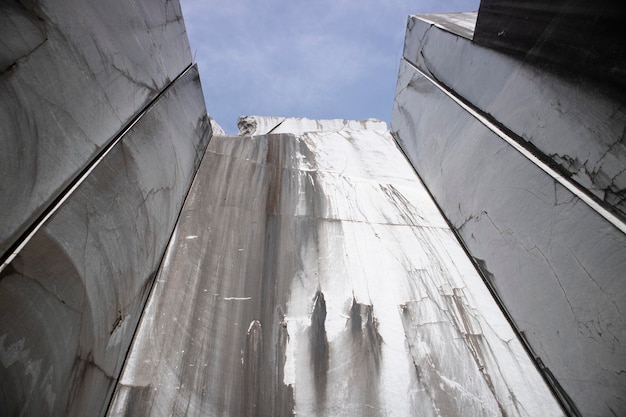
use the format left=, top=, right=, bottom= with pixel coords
left=2, top=0, right=624, bottom=416
left=0, top=1, right=211, bottom=415
left=392, top=12, right=626, bottom=417
left=108, top=117, right=564, bottom=416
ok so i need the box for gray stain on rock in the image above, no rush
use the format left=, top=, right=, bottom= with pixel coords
left=347, top=298, right=384, bottom=415
left=242, top=320, right=262, bottom=417
left=310, top=290, right=329, bottom=406
left=350, top=298, right=383, bottom=372
left=274, top=308, right=295, bottom=417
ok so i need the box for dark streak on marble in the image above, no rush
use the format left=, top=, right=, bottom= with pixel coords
left=310, top=290, right=329, bottom=407
left=242, top=320, right=263, bottom=417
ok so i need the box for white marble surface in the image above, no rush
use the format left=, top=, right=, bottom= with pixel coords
left=110, top=120, right=563, bottom=416
left=237, top=115, right=387, bottom=136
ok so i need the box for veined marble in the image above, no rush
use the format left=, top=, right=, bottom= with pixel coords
left=109, top=119, right=564, bottom=416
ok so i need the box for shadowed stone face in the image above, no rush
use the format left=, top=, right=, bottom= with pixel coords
left=0, top=1, right=207, bottom=413
left=393, top=13, right=626, bottom=417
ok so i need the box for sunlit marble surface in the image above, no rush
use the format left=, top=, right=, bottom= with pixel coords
left=110, top=119, right=563, bottom=416
left=237, top=115, right=387, bottom=136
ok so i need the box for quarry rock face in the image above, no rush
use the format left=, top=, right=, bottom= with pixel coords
left=2, top=1, right=625, bottom=417
left=0, top=0, right=195, bottom=256
left=392, top=12, right=626, bottom=417
left=108, top=117, right=563, bottom=416
left=0, top=1, right=210, bottom=415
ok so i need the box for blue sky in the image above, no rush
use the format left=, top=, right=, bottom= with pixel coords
left=180, top=1, right=480, bottom=134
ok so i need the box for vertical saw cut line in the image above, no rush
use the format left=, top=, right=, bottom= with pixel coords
left=402, top=58, right=626, bottom=236
left=0, top=63, right=197, bottom=274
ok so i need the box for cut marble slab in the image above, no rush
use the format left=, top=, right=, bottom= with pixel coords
left=0, top=66, right=210, bottom=417
left=392, top=57, right=626, bottom=417
left=109, top=122, right=564, bottom=416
